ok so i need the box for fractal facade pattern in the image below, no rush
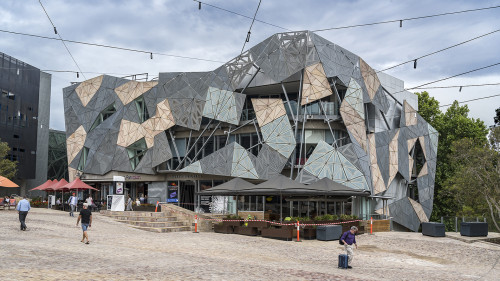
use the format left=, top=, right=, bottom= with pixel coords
left=63, top=31, right=437, bottom=231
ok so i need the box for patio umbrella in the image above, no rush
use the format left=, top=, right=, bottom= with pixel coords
left=0, top=176, right=19, bottom=188
left=61, top=178, right=98, bottom=191
left=48, top=179, right=69, bottom=210
left=30, top=179, right=55, bottom=191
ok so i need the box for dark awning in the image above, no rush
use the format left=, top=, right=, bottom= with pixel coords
left=198, top=174, right=370, bottom=197
left=196, top=178, right=254, bottom=195
left=305, top=178, right=370, bottom=196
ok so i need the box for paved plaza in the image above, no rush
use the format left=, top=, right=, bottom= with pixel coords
left=1, top=208, right=499, bottom=280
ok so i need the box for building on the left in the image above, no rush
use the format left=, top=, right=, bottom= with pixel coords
left=0, top=52, right=51, bottom=197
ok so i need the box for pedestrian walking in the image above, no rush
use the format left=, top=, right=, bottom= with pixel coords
left=3, top=196, right=10, bottom=210
left=340, top=226, right=358, bottom=269
left=76, top=203, right=92, bottom=244
left=16, top=196, right=31, bottom=231
left=68, top=193, right=78, bottom=217
left=126, top=195, right=133, bottom=211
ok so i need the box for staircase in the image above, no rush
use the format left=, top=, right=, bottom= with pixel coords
left=100, top=211, right=191, bottom=233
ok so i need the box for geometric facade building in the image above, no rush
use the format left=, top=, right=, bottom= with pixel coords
left=63, top=31, right=437, bottom=231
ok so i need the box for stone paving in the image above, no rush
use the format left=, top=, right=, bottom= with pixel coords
left=1, top=208, right=499, bottom=280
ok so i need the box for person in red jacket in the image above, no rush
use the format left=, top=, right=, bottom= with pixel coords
left=340, top=226, right=358, bottom=268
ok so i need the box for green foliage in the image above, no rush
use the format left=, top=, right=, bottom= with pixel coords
left=0, top=139, right=17, bottom=179
left=225, top=214, right=241, bottom=220
left=415, top=93, right=489, bottom=220
left=291, top=216, right=312, bottom=222
left=444, top=138, right=500, bottom=232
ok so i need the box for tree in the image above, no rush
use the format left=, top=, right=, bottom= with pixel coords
left=415, top=92, right=489, bottom=220
left=494, top=107, right=499, bottom=126
left=0, top=139, right=17, bottom=179
left=445, top=138, right=500, bottom=232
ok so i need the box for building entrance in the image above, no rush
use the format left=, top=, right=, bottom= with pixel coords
left=179, top=181, right=195, bottom=211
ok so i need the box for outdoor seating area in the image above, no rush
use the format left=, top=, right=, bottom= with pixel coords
left=29, top=178, right=98, bottom=212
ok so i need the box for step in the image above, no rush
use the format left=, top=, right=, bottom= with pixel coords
left=111, top=216, right=178, bottom=222
left=101, top=211, right=165, bottom=217
left=130, top=225, right=191, bottom=233
left=117, top=220, right=187, bottom=227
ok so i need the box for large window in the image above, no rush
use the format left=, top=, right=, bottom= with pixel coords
left=134, top=96, right=150, bottom=123
left=126, top=138, right=148, bottom=170
left=77, top=147, right=89, bottom=171
left=90, top=103, right=116, bottom=131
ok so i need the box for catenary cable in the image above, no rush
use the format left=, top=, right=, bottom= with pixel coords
left=378, top=29, right=500, bottom=72
left=312, top=5, right=500, bottom=32
left=240, top=0, right=262, bottom=54
left=439, top=94, right=500, bottom=107
left=39, top=0, right=87, bottom=79
left=411, top=82, right=500, bottom=90
left=0, top=29, right=226, bottom=64
left=195, top=0, right=291, bottom=31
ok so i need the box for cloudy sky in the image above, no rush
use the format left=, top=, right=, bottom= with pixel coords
left=1, top=0, right=499, bottom=130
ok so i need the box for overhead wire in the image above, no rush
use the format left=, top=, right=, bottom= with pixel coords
left=378, top=28, right=500, bottom=72
left=311, top=5, right=500, bottom=32
left=439, top=94, right=500, bottom=107
left=195, top=0, right=291, bottom=31
left=411, top=82, right=500, bottom=90
left=240, top=0, right=262, bottom=54
left=39, top=0, right=87, bottom=79
left=405, top=62, right=500, bottom=91
left=0, top=29, right=226, bottom=64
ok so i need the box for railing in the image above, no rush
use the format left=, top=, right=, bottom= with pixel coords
left=439, top=216, right=498, bottom=232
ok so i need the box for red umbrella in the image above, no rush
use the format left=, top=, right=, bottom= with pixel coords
left=60, top=178, right=98, bottom=191
left=42, top=179, right=67, bottom=191
left=30, top=179, right=55, bottom=191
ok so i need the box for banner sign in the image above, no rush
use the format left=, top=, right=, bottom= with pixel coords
left=167, top=182, right=178, bottom=203
left=107, top=195, right=125, bottom=211
left=115, top=182, right=124, bottom=195
left=200, top=195, right=212, bottom=213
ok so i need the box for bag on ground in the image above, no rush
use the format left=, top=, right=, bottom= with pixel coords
left=338, top=254, right=348, bottom=269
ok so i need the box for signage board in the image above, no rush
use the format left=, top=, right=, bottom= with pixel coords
left=167, top=181, right=178, bottom=203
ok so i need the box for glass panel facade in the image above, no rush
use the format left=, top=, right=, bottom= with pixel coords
left=126, top=138, right=148, bottom=170
left=134, top=96, right=150, bottom=123
left=77, top=147, right=89, bottom=171
left=90, top=103, right=116, bottom=131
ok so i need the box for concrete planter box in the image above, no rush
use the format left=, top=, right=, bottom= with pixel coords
left=261, top=227, right=294, bottom=241
left=301, top=228, right=316, bottom=239
left=214, top=223, right=234, bottom=234
left=234, top=226, right=259, bottom=236
left=223, top=221, right=242, bottom=227
left=316, top=225, right=342, bottom=241
left=460, top=222, right=488, bottom=237
left=422, top=222, right=445, bottom=237
left=246, top=221, right=270, bottom=229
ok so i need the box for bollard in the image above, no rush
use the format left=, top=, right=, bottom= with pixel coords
left=295, top=221, right=301, bottom=242
left=193, top=215, right=199, bottom=233
left=155, top=201, right=159, bottom=212
left=370, top=217, right=373, bottom=235
left=441, top=217, right=444, bottom=224
left=455, top=217, right=458, bottom=233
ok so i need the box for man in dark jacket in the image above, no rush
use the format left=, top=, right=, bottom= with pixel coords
left=340, top=226, right=358, bottom=268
